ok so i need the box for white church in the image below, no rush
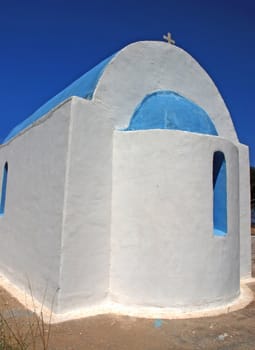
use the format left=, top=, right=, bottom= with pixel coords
left=0, top=40, right=252, bottom=321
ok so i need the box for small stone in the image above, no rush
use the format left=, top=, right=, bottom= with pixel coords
left=218, top=333, right=228, bottom=341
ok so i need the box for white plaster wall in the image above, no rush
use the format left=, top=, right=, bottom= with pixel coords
left=57, top=97, right=113, bottom=313
left=238, top=144, right=251, bottom=278
left=110, top=130, right=240, bottom=308
left=95, top=41, right=238, bottom=143
left=0, top=40, right=250, bottom=316
left=94, top=39, right=251, bottom=285
left=0, top=101, right=71, bottom=311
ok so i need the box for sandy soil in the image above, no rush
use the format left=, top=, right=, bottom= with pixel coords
left=0, top=237, right=254, bottom=350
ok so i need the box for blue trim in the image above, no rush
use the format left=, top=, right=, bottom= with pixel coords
left=125, top=91, right=218, bottom=136
left=3, top=54, right=115, bottom=143
left=0, top=162, right=8, bottom=215
left=213, top=151, right=227, bottom=236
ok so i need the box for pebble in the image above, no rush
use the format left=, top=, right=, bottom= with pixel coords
left=218, top=333, right=228, bottom=341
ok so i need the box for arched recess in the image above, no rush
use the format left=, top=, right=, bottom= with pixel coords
left=213, top=152, right=227, bottom=236
left=125, top=91, right=218, bottom=136
left=0, top=162, right=8, bottom=215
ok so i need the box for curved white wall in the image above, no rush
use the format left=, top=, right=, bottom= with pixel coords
left=110, top=130, right=240, bottom=308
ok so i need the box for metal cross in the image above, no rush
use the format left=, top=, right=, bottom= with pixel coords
left=163, top=32, right=175, bottom=45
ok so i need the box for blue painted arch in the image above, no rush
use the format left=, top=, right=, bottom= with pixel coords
left=126, top=91, right=218, bottom=136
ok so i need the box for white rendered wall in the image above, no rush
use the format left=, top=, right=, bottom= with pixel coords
left=93, top=40, right=251, bottom=278
left=0, top=101, right=71, bottom=311
left=57, top=97, right=113, bottom=313
left=110, top=130, right=240, bottom=308
left=0, top=40, right=251, bottom=316
left=238, top=144, right=251, bottom=278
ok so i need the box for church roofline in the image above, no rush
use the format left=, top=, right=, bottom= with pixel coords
left=3, top=53, right=115, bottom=144
left=2, top=40, right=239, bottom=144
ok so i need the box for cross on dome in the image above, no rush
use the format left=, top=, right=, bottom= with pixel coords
left=163, top=32, right=175, bottom=45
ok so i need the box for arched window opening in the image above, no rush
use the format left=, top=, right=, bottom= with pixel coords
left=213, top=152, right=227, bottom=236
left=0, top=162, right=8, bottom=215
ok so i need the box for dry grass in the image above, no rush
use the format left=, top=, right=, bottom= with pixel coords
left=0, top=284, right=57, bottom=350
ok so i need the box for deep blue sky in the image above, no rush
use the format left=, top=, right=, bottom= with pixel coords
left=0, top=0, right=254, bottom=165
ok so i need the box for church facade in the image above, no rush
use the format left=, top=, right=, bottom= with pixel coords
left=0, top=41, right=251, bottom=319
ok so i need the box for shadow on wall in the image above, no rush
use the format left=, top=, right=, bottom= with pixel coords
left=252, top=208, right=255, bottom=226
left=0, top=162, right=8, bottom=215
left=251, top=167, right=255, bottom=225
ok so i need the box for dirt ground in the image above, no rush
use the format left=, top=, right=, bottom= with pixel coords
left=0, top=236, right=255, bottom=350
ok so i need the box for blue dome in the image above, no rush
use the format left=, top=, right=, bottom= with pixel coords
left=126, top=91, right=218, bottom=136
left=4, top=54, right=115, bottom=143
